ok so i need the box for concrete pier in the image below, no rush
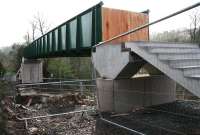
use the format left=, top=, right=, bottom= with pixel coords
left=97, top=76, right=176, bottom=113
left=20, top=59, right=43, bottom=84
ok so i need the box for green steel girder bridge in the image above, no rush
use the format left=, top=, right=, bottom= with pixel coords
left=23, top=2, right=200, bottom=61
left=21, top=2, right=200, bottom=134
left=22, top=1, right=200, bottom=98
left=23, top=2, right=103, bottom=59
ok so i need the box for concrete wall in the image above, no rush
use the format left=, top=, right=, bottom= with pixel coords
left=21, top=60, right=43, bottom=84
left=92, top=44, right=145, bottom=79
left=97, top=76, right=176, bottom=113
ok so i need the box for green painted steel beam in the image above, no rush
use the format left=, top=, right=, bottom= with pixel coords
left=23, top=2, right=103, bottom=59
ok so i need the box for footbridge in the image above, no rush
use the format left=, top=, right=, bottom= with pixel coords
left=22, top=1, right=200, bottom=114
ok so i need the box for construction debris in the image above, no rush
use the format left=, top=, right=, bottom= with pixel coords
left=3, top=91, right=200, bottom=135
left=2, top=92, right=98, bottom=135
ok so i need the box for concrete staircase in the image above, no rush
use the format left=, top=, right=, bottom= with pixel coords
left=92, top=41, right=200, bottom=98
left=125, top=41, right=200, bottom=97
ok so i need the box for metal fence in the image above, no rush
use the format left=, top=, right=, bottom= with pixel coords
left=14, top=79, right=97, bottom=133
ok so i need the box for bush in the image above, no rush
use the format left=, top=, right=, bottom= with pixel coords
left=0, top=62, right=5, bottom=77
left=0, top=81, right=8, bottom=134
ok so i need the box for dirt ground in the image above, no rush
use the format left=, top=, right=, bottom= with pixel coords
left=2, top=91, right=200, bottom=135
left=3, top=93, right=98, bottom=135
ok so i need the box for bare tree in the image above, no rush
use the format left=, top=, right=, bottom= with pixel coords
left=34, top=13, right=50, bottom=36
left=30, top=21, right=37, bottom=40
left=27, top=13, right=50, bottom=42
left=32, top=13, right=50, bottom=77
left=189, top=10, right=200, bottom=43
left=23, top=31, right=30, bottom=45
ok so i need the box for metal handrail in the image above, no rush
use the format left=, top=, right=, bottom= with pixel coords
left=100, top=118, right=146, bottom=135
left=16, top=109, right=95, bottom=121
left=16, top=80, right=95, bottom=87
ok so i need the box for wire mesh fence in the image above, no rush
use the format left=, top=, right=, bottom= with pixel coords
left=13, top=79, right=97, bottom=134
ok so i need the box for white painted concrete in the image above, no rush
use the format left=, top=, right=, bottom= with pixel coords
left=92, top=44, right=144, bottom=79
left=21, top=60, right=43, bottom=84
left=93, top=41, right=200, bottom=98
left=125, top=42, right=200, bottom=97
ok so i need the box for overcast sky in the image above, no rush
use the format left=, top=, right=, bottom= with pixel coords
left=0, top=0, right=199, bottom=48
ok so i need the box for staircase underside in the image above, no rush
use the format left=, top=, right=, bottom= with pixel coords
left=92, top=41, right=200, bottom=98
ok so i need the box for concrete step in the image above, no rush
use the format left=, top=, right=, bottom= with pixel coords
left=185, top=74, right=200, bottom=78
left=184, top=67, right=200, bottom=79
left=170, top=60, right=200, bottom=69
left=126, top=42, right=200, bottom=97
left=158, top=53, right=200, bottom=61
left=136, top=42, right=199, bottom=48
left=149, top=48, right=200, bottom=54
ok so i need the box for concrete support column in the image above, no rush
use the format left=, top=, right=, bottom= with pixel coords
left=20, top=59, right=43, bottom=84
left=96, top=79, right=114, bottom=112
left=96, top=76, right=176, bottom=113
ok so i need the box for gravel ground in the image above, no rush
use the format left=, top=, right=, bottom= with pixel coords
left=26, top=113, right=97, bottom=135
left=102, top=100, right=200, bottom=135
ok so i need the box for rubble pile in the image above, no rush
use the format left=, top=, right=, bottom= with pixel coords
left=3, top=91, right=200, bottom=135
left=26, top=113, right=96, bottom=135
left=2, top=97, right=27, bottom=135
left=3, top=93, right=98, bottom=135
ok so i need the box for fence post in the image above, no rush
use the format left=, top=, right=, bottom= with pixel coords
left=80, top=81, right=83, bottom=95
